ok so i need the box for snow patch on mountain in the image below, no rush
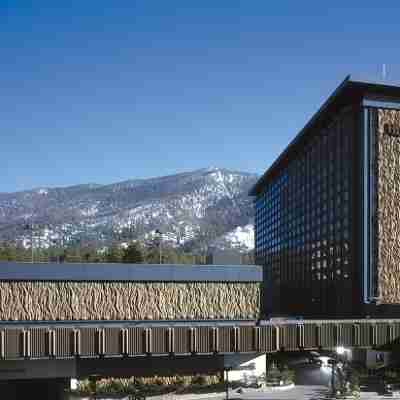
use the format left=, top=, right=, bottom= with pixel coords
left=80, top=204, right=99, bottom=217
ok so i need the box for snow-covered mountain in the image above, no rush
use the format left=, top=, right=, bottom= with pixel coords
left=0, top=168, right=257, bottom=251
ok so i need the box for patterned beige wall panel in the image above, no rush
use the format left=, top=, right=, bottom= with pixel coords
left=376, top=109, right=400, bottom=303
left=0, top=281, right=260, bottom=321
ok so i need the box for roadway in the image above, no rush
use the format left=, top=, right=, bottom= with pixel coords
left=64, top=388, right=330, bottom=400
left=236, top=387, right=398, bottom=399
left=191, top=385, right=395, bottom=400
left=239, top=353, right=394, bottom=399
left=64, top=384, right=396, bottom=400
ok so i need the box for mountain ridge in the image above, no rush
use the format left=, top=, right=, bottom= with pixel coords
left=0, top=167, right=258, bottom=252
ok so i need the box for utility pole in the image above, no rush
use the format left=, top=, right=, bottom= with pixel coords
left=37, top=223, right=46, bottom=262
left=59, top=228, right=64, bottom=263
left=24, top=223, right=34, bottom=263
left=31, top=224, right=34, bottom=263
left=330, top=359, right=337, bottom=395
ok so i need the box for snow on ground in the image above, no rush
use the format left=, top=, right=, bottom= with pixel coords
left=221, top=224, right=254, bottom=250
left=80, top=204, right=99, bottom=217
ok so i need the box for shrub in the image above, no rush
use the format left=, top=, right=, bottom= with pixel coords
left=280, top=365, right=295, bottom=384
left=191, top=375, right=207, bottom=386
left=261, top=363, right=295, bottom=386
left=153, top=376, right=165, bottom=386
left=71, top=374, right=222, bottom=396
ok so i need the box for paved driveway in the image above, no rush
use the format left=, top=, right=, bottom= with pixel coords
left=239, top=386, right=399, bottom=399
left=75, top=385, right=400, bottom=400
left=237, top=385, right=328, bottom=399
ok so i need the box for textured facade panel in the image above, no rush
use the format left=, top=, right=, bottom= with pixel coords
left=0, top=281, right=260, bottom=321
left=376, top=109, right=400, bottom=303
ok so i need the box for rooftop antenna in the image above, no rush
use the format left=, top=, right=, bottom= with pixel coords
left=382, top=64, right=387, bottom=81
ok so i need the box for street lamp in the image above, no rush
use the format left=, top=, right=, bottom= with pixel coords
left=336, top=346, right=346, bottom=355
left=155, top=229, right=163, bottom=264
left=224, top=366, right=232, bottom=400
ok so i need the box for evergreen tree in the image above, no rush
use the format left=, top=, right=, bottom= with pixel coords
left=0, top=244, right=15, bottom=261
left=144, top=237, right=162, bottom=264
left=105, top=245, right=122, bottom=263
left=122, top=243, right=144, bottom=264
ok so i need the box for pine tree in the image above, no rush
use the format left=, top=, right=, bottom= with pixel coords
left=122, top=243, right=144, bottom=264
left=105, top=245, right=122, bottom=263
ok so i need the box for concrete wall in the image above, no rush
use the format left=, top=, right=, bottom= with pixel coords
left=206, top=249, right=243, bottom=265
left=0, top=354, right=264, bottom=381
left=376, top=109, right=400, bottom=303
left=0, top=281, right=260, bottom=321
left=351, top=348, right=391, bottom=369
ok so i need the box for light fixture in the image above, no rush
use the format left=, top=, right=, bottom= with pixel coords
left=336, top=346, right=346, bottom=355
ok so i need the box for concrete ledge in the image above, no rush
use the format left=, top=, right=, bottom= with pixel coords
left=0, top=263, right=262, bottom=282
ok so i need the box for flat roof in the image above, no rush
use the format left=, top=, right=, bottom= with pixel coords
left=250, top=76, right=400, bottom=196
left=0, top=262, right=262, bottom=282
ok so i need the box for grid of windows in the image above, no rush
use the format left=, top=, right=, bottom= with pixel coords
left=255, top=111, right=354, bottom=316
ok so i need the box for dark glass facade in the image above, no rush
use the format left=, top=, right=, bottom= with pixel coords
left=255, top=110, right=356, bottom=316
left=252, top=78, right=400, bottom=318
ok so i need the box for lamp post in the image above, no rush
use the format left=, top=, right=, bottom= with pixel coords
left=155, top=229, right=163, bottom=264
left=224, top=367, right=232, bottom=400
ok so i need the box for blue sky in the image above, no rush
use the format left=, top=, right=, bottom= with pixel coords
left=1, top=1, right=400, bottom=192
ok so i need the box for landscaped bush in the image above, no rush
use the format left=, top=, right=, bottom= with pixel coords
left=261, top=363, right=295, bottom=387
left=70, top=374, right=224, bottom=397
left=328, top=363, right=361, bottom=399
left=347, top=368, right=360, bottom=392
left=280, top=365, right=295, bottom=384
left=191, top=374, right=207, bottom=385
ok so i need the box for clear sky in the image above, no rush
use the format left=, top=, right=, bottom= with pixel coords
left=1, top=1, right=400, bottom=192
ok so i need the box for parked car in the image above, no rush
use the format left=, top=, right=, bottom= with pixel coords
left=307, top=352, right=338, bottom=368
left=307, top=352, right=323, bottom=366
